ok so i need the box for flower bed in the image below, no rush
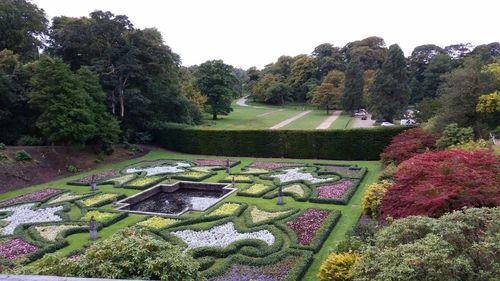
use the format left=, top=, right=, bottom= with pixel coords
left=172, top=222, right=275, bottom=250
left=286, top=209, right=330, bottom=246
left=208, top=203, right=241, bottom=217
left=126, top=161, right=191, bottom=176
left=317, top=164, right=367, bottom=179
left=47, top=193, right=86, bottom=204
left=0, top=203, right=64, bottom=235
left=190, top=166, right=217, bottom=173
left=210, top=256, right=299, bottom=281
left=79, top=193, right=119, bottom=207
left=238, top=183, right=273, bottom=197
left=250, top=206, right=289, bottom=224
left=250, top=162, right=305, bottom=169
left=81, top=210, right=116, bottom=222
left=0, top=238, right=38, bottom=260
left=270, top=168, right=336, bottom=184
left=123, top=175, right=165, bottom=188
left=137, top=216, right=180, bottom=229
left=174, top=171, right=211, bottom=181
left=70, top=170, right=118, bottom=185
left=222, top=175, right=253, bottom=183
left=317, top=180, right=353, bottom=199
left=109, top=174, right=136, bottom=186
left=0, top=188, right=62, bottom=208
left=238, top=167, right=269, bottom=175
left=194, top=159, right=236, bottom=166
left=34, top=224, right=79, bottom=241
left=283, top=184, right=305, bottom=197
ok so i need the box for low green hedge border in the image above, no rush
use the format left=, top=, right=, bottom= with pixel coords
left=152, top=124, right=410, bottom=160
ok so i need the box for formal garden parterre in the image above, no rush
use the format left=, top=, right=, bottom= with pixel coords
left=0, top=151, right=376, bottom=280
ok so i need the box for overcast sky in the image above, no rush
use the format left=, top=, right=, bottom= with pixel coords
left=32, top=0, right=499, bottom=69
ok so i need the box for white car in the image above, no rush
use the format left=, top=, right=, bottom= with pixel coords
left=400, top=119, right=416, bottom=126
left=381, top=122, right=395, bottom=126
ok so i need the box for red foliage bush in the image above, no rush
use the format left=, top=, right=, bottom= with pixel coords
left=380, top=128, right=438, bottom=166
left=381, top=149, right=500, bottom=219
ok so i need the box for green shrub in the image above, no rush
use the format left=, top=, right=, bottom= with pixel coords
left=16, top=228, right=202, bottom=280
left=378, top=163, right=397, bottom=181
left=0, top=143, right=5, bottom=150
left=15, top=150, right=32, bottom=161
left=152, top=124, right=409, bottom=160
left=436, top=123, right=474, bottom=149
left=66, top=165, right=78, bottom=173
left=16, top=136, right=42, bottom=146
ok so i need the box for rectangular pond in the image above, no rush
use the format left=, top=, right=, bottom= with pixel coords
left=116, top=181, right=235, bottom=216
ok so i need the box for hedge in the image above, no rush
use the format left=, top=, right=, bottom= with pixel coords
left=152, top=124, right=410, bottom=160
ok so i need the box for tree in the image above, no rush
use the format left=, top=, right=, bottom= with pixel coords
left=17, top=228, right=202, bottom=280
left=195, top=60, right=236, bottom=120
left=444, top=43, right=474, bottom=59
left=342, top=58, right=364, bottom=112
left=29, top=56, right=120, bottom=149
left=289, top=55, right=317, bottom=101
left=311, top=71, right=345, bottom=114
left=476, top=91, right=500, bottom=113
left=342, top=36, right=388, bottom=70
left=0, top=0, right=48, bottom=61
left=436, top=123, right=474, bottom=149
left=369, top=44, right=410, bottom=122
left=313, top=43, right=346, bottom=77
left=433, top=57, right=496, bottom=132
left=352, top=207, right=500, bottom=281
left=380, top=128, right=438, bottom=166
left=380, top=149, right=499, bottom=219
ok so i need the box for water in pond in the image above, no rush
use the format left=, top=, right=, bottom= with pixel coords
left=128, top=189, right=225, bottom=215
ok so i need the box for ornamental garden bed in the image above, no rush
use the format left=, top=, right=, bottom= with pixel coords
left=0, top=153, right=374, bottom=281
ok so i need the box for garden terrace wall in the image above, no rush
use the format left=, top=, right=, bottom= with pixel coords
left=153, top=125, right=410, bottom=160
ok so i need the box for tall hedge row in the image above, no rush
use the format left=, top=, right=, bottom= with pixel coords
left=153, top=124, right=409, bottom=160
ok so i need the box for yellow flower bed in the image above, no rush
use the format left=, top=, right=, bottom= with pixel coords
left=250, top=206, right=288, bottom=223
left=137, top=216, right=179, bottom=229
left=244, top=183, right=270, bottom=194
left=82, top=210, right=116, bottom=222
left=223, top=175, right=252, bottom=182
left=208, top=203, right=241, bottom=217
left=80, top=193, right=118, bottom=206
left=126, top=175, right=163, bottom=187
left=178, top=171, right=207, bottom=178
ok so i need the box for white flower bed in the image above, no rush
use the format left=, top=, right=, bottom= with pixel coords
left=270, top=168, right=335, bottom=184
left=172, top=222, right=274, bottom=250
left=126, top=162, right=192, bottom=176
left=0, top=203, right=63, bottom=235
left=35, top=224, right=78, bottom=241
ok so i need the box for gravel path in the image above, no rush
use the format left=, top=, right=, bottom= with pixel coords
left=350, top=114, right=376, bottom=128
left=269, top=110, right=312, bottom=130
left=236, top=96, right=264, bottom=108
left=316, top=111, right=341, bottom=129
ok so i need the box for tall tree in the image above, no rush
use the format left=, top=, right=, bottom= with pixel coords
left=342, top=36, right=388, bottom=70
left=195, top=60, right=237, bottom=120
left=289, top=55, right=317, bottom=101
left=29, top=56, right=120, bottom=150
left=369, top=44, right=410, bottom=122
left=0, top=0, right=48, bottom=61
left=342, top=58, right=364, bottom=112
left=311, top=70, right=344, bottom=114
left=312, top=43, right=345, bottom=77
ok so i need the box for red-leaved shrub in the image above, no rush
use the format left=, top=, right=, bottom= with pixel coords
left=381, top=149, right=500, bottom=219
left=380, top=128, right=438, bottom=166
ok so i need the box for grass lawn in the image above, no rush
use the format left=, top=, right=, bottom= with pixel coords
left=0, top=150, right=380, bottom=280
left=197, top=100, right=351, bottom=131
left=330, top=112, right=353, bottom=129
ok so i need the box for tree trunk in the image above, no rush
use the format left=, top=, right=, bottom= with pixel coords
left=119, top=91, right=124, bottom=118
left=212, top=112, right=217, bottom=120
left=111, top=90, right=116, bottom=115
left=326, top=105, right=329, bottom=115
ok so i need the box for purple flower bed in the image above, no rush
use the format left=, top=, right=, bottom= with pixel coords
left=0, top=238, right=38, bottom=260
left=210, top=256, right=299, bottom=281
left=75, top=170, right=118, bottom=184
left=286, top=209, right=330, bottom=245
left=0, top=188, right=61, bottom=208
left=317, top=180, right=353, bottom=198
left=250, top=162, right=305, bottom=169
left=194, top=160, right=235, bottom=166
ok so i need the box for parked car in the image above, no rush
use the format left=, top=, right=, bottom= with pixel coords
left=381, top=122, right=395, bottom=126
left=400, top=119, right=416, bottom=126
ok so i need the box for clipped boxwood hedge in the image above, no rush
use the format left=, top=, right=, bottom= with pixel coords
left=152, top=124, right=410, bottom=160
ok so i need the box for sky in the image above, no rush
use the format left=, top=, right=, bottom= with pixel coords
left=32, top=0, right=500, bottom=69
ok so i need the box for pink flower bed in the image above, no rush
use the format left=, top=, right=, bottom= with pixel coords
left=75, top=170, right=118, bottom=184
left=194, top=160, right=236, bottom=166
left=0, top=238, right=38, bottom=260
left=250, top=162, right=305, bottom=169
left=317, top=180, right=353, bottom=198
left=0, top=188, right=61, bottom=208
left=286, top=209, right=330, bottom=245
